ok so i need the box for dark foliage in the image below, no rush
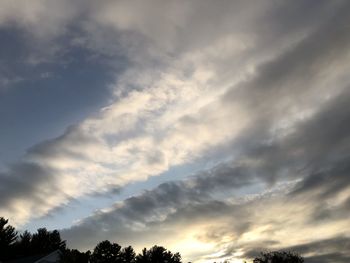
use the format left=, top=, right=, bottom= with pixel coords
left=14, top=230, right=32, bottom=256
left=89, top=242, right=181, bottom=263
left=0, top=217, right=182, bottom=263
left=121, top=246, right=136, bottom=263
left=31, top=228, right=66, bottom=254
left=135, top=245, right=181, bottom=263
left=16, top=230, right=32, bottom=255
left=0, top=217, right=18, bottom=259
left=61, top=249, right=91, bottom=263
left=0, top=217, right=305, bottom=263
left=0, top=218, right=66, bottom=261
left=90, top=240, right=122, bottom=263
left=253, top=251, right=304, bottom=263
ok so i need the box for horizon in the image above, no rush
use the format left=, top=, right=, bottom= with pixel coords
left=0, top=1, right=349, bottom=262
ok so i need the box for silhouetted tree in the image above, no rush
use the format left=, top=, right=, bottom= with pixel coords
left=121, top=245, right=136, bottom=263
left=61, top=248, right=91, bottom=263
left=91, top=240, right=122, bottom=263
left=135, top=245, right=181, bottom=263
left=0, top=216, right=306, bottom=263
left=135, top=248, right=150, bottom=263
left=49, top=229, right=66, bottom=251
left=253, top=251, right=304, bottom=263
left=31, top=228, right=66, bottom=254
left=15, top=230, right=32, bottom=256
left=0, top=217, right=18, bottom=260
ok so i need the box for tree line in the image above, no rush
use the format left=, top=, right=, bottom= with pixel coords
left=0, top=217, right=304, bottom=263
left=0, top=217, right=181, bottom=263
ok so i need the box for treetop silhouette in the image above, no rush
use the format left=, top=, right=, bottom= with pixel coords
left=253, top=251, right=304, bottom=263
left=0, top=217, right=305, bottom=263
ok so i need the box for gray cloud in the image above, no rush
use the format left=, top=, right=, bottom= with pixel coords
left=0, top=162, right=55, bottom=207
left=243, top=236, right=350, bottom=263
left=61, top=6, right=350, bottom=256
left=61, top=162, right=253, bottom=250
left=0, top=1, right=349, bottom=262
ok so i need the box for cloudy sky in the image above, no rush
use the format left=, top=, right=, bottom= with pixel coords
left=0, top=0, right=350, bottom=262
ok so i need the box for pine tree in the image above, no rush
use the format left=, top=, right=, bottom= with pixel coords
left=0, top=217, right=18, bottom=260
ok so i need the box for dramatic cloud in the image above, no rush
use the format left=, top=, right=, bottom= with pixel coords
left=61, top=88, right=350, bottom=262
left=0, top=0, right=350, bottom=262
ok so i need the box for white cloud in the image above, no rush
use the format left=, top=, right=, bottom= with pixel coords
left=1, top=1, right=350, bottom=262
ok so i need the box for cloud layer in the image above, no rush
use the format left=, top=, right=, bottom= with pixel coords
left=0, top=0, right=350, bottom=262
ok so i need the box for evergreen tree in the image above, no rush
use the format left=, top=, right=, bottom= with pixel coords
left=135, top=245, right=181, bottom=263
left=91, top=240, right=122, bottom=263
left=16, top=230, right=32, bottom=256
left=0, top=217, right=18, bottom=260
left=61, top=248, right=91, bottom=263
left=121, top=246, right=136, bottom=263
left=31, top=228, right=66, bottom=254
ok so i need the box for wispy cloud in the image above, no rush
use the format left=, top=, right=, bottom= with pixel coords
left=0, top=0, right=350, bottom=262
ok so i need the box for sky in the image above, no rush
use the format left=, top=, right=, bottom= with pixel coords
left=0, top=0, right=350, bottom=262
